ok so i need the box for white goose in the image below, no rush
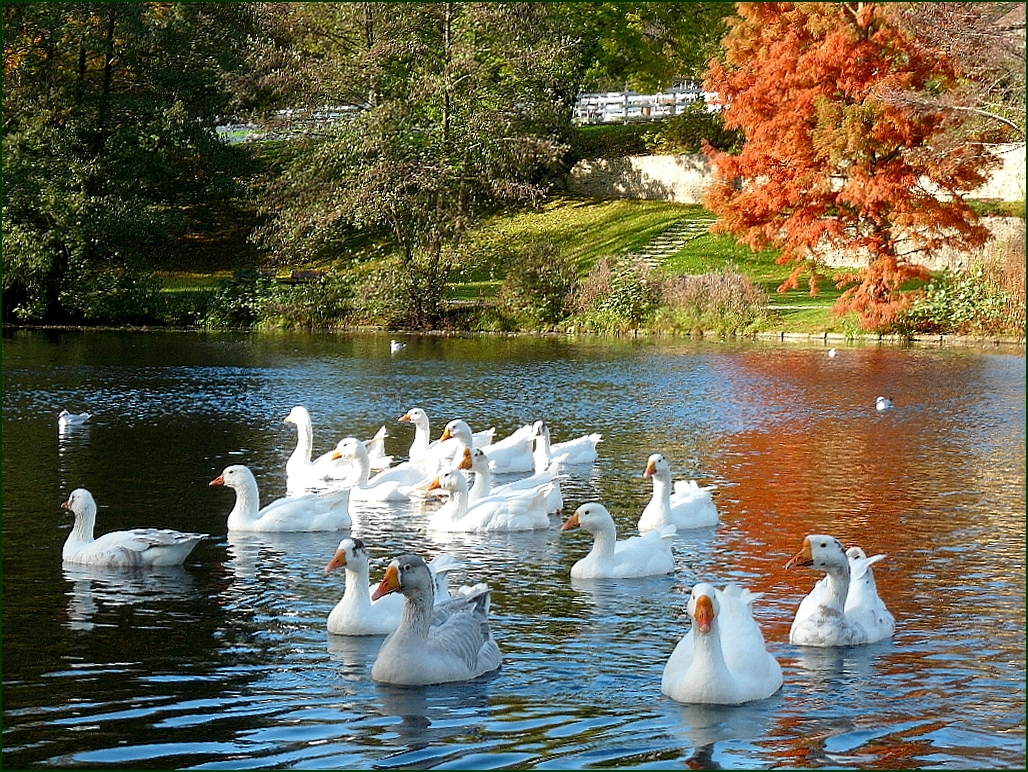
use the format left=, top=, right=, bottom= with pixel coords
left=661, top=583, right=783, bottom=705
left=458, top=446, right=564, bottom=514
left=637, top=454, right=719, bottom=532
left=785, top=534, right=895, bottom=646
left=330, top=437, right=429, bottom=501
left=284, top=405, right=390, bottom=491
left=425, top=469, right=551, bottom=532
left=210, top=464, right=351, bottom=532
left=369, top=553, right=502, bottom=685
left=390, top=339, right=406, bottom=354
left=58, top=410, right=92, bottom=429
left=61, top=488, right=207, bottom=568
left=398, top=408, right=494, bottom=473
left=440, top=419, right=535, bottom=474
left=561, top=503, right=676, bottom=579
left=323, top=538, right=459, bottom=635
left=531, top=420, right=601, bottom=472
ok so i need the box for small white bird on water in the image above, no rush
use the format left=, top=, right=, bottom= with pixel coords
left=876, top=396, right=894, bottom=411
left=58, top=410, right=92, bottom=429
left=390, top=339, right=406, bottom=353
left=828, top=348, right=837, bottom=358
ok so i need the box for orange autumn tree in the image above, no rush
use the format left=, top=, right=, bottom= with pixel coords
left=704, top=2, right=998, bottom=329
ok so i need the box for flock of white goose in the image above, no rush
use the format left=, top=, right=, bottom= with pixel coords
left=57, top=399, right=895, bottom=703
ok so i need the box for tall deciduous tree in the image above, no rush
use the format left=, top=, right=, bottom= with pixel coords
left=255, top=2, right=578, bottom=328
left=2, top=3, right=257, bottom=323
left=704, top=2, right=998, bottom=329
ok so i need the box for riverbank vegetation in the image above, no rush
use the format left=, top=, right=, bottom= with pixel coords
left=3, top=3, right=1025, bottom=340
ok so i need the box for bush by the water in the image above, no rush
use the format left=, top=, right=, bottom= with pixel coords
left=653, top=270, right=771, bottom=335
left=565, top=255, right=663, bottom=334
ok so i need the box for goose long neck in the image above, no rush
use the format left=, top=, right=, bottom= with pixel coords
left=533, top=428, right=551, bottom=474
left=70, top=507, right=96, bottom=546
left=290, top=415, right=315, bottom=465
left=228, top=477, right=261, bottom=526
left=824, top=562, right=851, bottom=610
left=448, top=483, right=470, bottom=520
left=469, top=465, right=491, bottom=499
left=651, top=471, right=672, bottom=511
left=588, top=521, right=618, bottom=559
left=411, top=417, right=431, bottom=457
left=692, top=620, right=732, bottom=683
left=352, top=449, right=372, bottom=486
left=399, top=585, right=434, bottom=638
left=343, top=564, right=372, bottom=605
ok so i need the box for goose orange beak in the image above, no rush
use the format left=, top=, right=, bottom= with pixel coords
left=458, top=448, right=473, bottom=470
left=61, top=500, right=71, bottom=511
left=694, top=594, right=715, bottom=633
left=209, top=475, right=225, bottom=487
left=439, top=427, right=453, bottom=441
left=426, top=477, right=443, bottom=492
left=399, top=412, right=411, bottom=422
left=371, top=564, right=401, bottom=600
left=325, top=549, right=347, bottom=574
left=330, top=449, right=342, bottom=460
left=785, top=537, right=813, bottom=570
left=561, top=512, right=581, bottom=532
left=643, top=459, right=657, bottom=477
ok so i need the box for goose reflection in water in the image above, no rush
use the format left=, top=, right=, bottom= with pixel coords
left=665, top=699, right=780, bottom=770
left=62, top=564, right=196, bottom=631
left=372, top=678, right=498, bottom=753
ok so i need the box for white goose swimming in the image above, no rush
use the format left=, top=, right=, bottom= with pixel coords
left=425, top=469, right=551, bottom=532
left=637, top=453, right=719, bottom=533
left=531, top=420, right=601, bottom=472
left=330, top=437, right=429, bottom=501
left=561, top=503, right=676, bottom=579
left=661, top=583, right=783, bottom=705
left=369, top=553, right=502, bottom=685
left=398, top=408, right=494, bottom=473
left=284, top=405, right=390, bottom=491
left=785, top=534, right=895, bottom=646
left=440, top=419, right=535, bottom=474
left=210, top=464, right=351, bottom=532
left=458, top=446, right=564, bottom=514
left=324, top=538, right=460, bottom=635
left=61, top=488, right=206, bottom=568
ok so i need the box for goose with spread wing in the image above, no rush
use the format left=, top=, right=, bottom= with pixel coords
left=369, top=553, right=502, bottom=685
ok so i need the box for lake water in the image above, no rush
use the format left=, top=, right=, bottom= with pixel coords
left=2, top=329, right=1025, bottom=770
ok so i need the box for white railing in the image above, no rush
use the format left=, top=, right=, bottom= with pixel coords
left=573, top=82, right=711, bottom=124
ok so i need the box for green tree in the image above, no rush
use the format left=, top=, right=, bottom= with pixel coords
left=2, top=3, right=257, bottom=323
left=255, top=2, right=578, bottom=328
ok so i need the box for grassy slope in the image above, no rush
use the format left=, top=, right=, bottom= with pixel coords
left=461, top=196, right=858, bottom=333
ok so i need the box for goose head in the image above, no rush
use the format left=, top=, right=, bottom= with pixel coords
left=209, top=464, right=257, bottom=492
left=439, top=419, right=473, bottom=446
left=325, top=537, right=369, bottom=574
left=561, top=502, right=614, bottom=534
left=399, top=407, right=428, bottom=426
left=426, top=469, right=469, bottom=495
left=785, top=534, right=848, bottom=572
left=331, top=436, right=368, bottom=461
left=61, top=488, right=97, bottom=522
left=458, top=447, right=488, bottom=472
left=372, top=553, right=432, bottom=601
left=643, top=453, right=670, bottom=480
left=283, top=405, right=311, bottom=426
left=688, top=583, right=719, bottom=634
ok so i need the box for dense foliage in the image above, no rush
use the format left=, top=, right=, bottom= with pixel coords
left=705, top=2, right=1001, bottom=330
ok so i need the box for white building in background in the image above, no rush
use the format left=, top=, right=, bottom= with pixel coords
left=573, top=80, right=715, bottom=124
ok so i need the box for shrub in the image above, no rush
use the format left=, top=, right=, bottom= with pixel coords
left=58, top=266, right=163, bottom=325
left=643, top=102, right=744, bottom=155
left=895, top=263, right=1023, bottom=337
left=566, top=255, right=662, bottom=334
left=653, top=271, right=771, bottom=335
left=494, top=244, right=578, bottom=330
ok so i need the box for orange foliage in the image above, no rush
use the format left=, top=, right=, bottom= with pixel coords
left=704, top=2, right=996, bottom=330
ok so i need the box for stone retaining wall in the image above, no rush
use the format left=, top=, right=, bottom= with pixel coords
left=567, top=143, right=1026, bottom=204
